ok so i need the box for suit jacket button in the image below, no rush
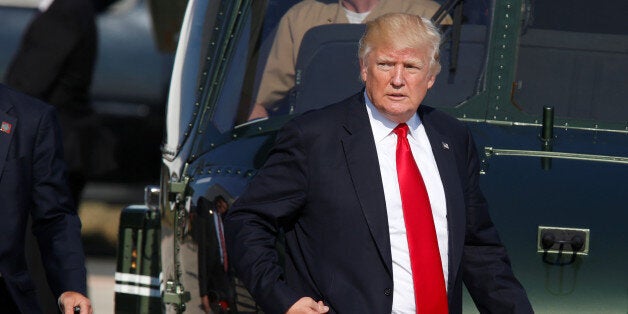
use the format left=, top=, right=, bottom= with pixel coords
left=384, top=288, right=392, bottom=296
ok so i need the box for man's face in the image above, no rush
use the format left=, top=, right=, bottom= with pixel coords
left=216, top=199, right=228, bottom=214
left=360, top=45, right=436, bottom=123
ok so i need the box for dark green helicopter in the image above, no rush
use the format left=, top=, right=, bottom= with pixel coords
left=114, top=0, right=628, bottom=313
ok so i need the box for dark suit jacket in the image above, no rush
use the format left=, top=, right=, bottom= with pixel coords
left=225, top=92, right=532, bottom=314
left=0, top=84, right=87, bottom=313
left=5, top=0, right=100, bottom=174
left=5, top=0, right=96, bottom=117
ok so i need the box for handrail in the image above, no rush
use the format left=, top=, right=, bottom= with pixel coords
left=484, top=147, right=628, bottom=165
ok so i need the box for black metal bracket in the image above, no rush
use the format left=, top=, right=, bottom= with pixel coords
left=537, top=226, right=589, bottom=266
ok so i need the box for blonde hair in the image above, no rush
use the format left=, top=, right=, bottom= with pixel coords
left=358, top=13, right=442, bottom=75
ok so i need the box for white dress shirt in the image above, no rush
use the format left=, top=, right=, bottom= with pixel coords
left=343, top=7, right=371, bottom=24
left=365, top=93, right=449, bottom=314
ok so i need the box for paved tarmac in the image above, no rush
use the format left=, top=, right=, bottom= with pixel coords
left=81, top=182, right=144, bottom=313
left=86, top=258, right=116, bottom=313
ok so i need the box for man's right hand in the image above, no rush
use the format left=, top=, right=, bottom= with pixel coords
left=286, top=297, right=330, bottom=314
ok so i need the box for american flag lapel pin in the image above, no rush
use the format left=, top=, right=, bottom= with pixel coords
left=1, top=121, right=12, bottom=134
left=442, top=142, right=449, bottom=150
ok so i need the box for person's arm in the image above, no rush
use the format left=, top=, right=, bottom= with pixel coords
left=30, top=106, right=90, bottom=305
left=249, top=9, right=300, bottom=120
left=5, top=13, right=83, bottom=98
left=224, top=121, right=314, bottom=313
left=460, top=128, right=533, bottom=313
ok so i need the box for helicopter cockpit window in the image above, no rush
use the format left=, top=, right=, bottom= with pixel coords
left=209, top=12, right=251, bottom=133
left=423, top=0, right=490, bottom=109
left=513, top=0, right=628, bottom=124
left=211, top=0, right=489, bottom=127
left=205, top=0, right=299, bottom=131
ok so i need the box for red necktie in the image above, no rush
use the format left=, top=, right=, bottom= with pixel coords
left=393, top=123, right=448, bottom=314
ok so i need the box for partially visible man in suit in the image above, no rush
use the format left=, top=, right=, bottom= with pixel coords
left=196, top=195, right=236, bottom=314
left=0, top=84, right=92, bottom=313
left=5, top=0, right=118, bottom=206
left=225, top=13, right=533, bottom=314
left=5, top=1, right=117, bottom=311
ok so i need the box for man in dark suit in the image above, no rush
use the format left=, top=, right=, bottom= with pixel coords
left=224, top=13, right=533, bottom=314
left=0, top=84, right=92, bottom=313
left=195, top=196, right=236, bottom=314
left=5, top=0, right=118, bottom=205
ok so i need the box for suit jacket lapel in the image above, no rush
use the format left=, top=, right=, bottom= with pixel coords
left=340, top=94, right=393, bottom=276
left=0, top=90, right=16, bottom=178
left=419, top=107, right=465, bottom=293
left=336, top=99, right=467, bottom=284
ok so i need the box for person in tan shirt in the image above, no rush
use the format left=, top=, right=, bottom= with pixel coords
left=248, top=0, right=452, bottom=120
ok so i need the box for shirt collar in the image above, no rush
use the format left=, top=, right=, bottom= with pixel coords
left=343, top=7, right=371, bottom=24
left=364, top=91, right=422, bottom=143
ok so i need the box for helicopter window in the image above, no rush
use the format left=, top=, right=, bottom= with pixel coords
left=228, top=0, right=464, bottom=123
left=513, top=0, right=628, bottom=124
left=459, top=0, right=490, bottom=25
left=527, top=0, right=627, bottom=35
left=210, top=12, right=251, bottom=133
left=422, top=22, right=488, bottom=108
